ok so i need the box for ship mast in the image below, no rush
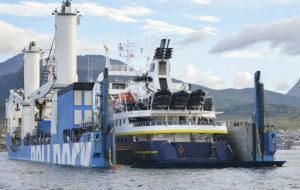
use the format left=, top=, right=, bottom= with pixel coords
left=118, top=40, right=142, bottom=71
left=104, top=45, right=112, bottom=70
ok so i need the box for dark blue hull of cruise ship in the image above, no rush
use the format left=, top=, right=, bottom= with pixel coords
left=116, top=140, right=286, bottom=168
left=116, top=140, right=234, bottom=165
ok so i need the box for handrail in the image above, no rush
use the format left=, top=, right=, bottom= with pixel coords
left=132, top=120, right=225, bottom=127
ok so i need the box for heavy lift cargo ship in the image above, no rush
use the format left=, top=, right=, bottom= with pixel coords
left=5, top=0, right=285, bottom=169
left=5, top=1, right=115, bottom=168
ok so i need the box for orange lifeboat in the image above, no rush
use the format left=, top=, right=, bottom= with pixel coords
left=116, top=91, right=135, bottom=105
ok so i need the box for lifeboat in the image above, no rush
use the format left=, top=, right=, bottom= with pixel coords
left=116, top=92, right=135, bottom=103
left=203, top=97, right=213, bottom=111
left=169, top=90, right=189, bottom=110
left=187, top=89, right=206, bottom=110
left=151, top=90, right=171, bottom=110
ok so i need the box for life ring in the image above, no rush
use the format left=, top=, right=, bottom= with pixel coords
left=178, top=145, right=184, bottom=154
left=95, top=134, right=101, bottom=142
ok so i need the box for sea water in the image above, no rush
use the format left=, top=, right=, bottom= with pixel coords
left=0, top=150, right=299, bottom=190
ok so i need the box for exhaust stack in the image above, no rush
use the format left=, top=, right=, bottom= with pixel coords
left=23, top=41, right=42, bottom=99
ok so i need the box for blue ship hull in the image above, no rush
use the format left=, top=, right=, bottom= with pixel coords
left=116, top=140, right=286, bottom=169
left=117, top=140, right=235, bottom=164
left=6, top=132, right=108, bottom=167
left=6, top=78, right=114, bottom=168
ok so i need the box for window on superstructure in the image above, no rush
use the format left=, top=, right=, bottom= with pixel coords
left=71, top=128, right=83, bottom=143
left=112, top=83, right=126, bottom=89
left=18, top=118, right=22, bottom=127
left=87, top=134, right=92, bottom=142
left=74, top=110, right=82, bottom=125
left=63, top=129, right=70, bottom=143
left=158, top=61, right=167, bottom=75
left=84, top=91, right=92, bottom=106
left=74, top=91, right=82, bottom=106
left=84, top=110, right=92, bottom=123
left=150, top=63, right=155, bottom=72
left=112, top=95, right=118, bottom=100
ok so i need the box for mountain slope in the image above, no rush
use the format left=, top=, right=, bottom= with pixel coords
left=218, top=104, right=300, bottom=129
left=191, top=84, right=300, bottom=110
left=287, top=78, right=300, bottom=98
left=0, top=55, right=123, bottom=120
left=0, top=54, right=300, bottom=129
left=0, top=70, right=24, bottom=113
left=0, top=54, right=23, bottom=77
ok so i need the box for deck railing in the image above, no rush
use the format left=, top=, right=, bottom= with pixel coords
left=132, top=120, right=225, bottom=127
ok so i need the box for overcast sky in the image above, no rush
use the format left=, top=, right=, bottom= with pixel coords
left=0, top=0, right=300, bottom=93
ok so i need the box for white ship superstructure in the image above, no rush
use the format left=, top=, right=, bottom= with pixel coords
left=110, top=39, right=233, bottom=164
left=92, top=43, right=143, bottom=122
left=54, top=0, right=80, bottom=85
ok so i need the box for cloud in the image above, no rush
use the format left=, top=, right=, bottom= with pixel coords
left=275, top=81, right=291, bottom=92
left=221, top=50, right=264, bottom=59
left=180, top=65, right=223, bottom=89
left=142, top=19, right=218, bottom=45
left=176, top=26, right=218, bottom=45
left=175, top=32, right=205, bottom=46
left=0, top=1, right=57, bottom=17
left=143, top=19, right=200, bottom=35
left=0, top=20, right=108, bottom=55
left=211, top=16, right=300, bottom=55
left=190, top=15, right=221, bottom=23
left=197, top=73, right=223, bottom=89
left=79, top=3, right=153, bottom=23
left=201, top=26, right=218, bottom=35
left=143, top=19, right=218, bottom=35
left=181, top=65, right=201, bottom=83
left=0, top=1, right=153, bottom=23
left=0, top=20, right=51, bottom=54
left=190, top=0, right=211, bottom=5
left=233, top=71, right=253, bottom=88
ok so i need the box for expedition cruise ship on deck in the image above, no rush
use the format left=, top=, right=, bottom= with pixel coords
left=108, top=39, right=235, bottom=164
